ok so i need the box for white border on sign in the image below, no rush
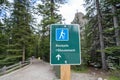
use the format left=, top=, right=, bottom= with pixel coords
left=50, top=24, right=81, bottom=65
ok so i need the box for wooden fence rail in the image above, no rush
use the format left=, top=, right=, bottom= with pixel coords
left=0, top=61, right=30, bottom=76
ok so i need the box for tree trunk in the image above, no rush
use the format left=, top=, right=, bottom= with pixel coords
left=96, top=0, right=107, bottom=70
left=22, top=45, right=25, bottom=63
left=50, top=0, right=54, bottom=18
left=112, top=5, right=120, bottom=46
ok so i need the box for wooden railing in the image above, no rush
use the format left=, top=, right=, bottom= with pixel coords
left=0, top=61, right=30, bottom=76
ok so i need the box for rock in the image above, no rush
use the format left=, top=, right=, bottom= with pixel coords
left=95, top=68, right=98, bottom=70
left=98, top=77, right=103, bottom=80
left=93, top=72, right=96, bottom=76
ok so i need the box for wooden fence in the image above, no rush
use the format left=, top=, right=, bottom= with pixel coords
left=0, top=61, right=30, bottom=76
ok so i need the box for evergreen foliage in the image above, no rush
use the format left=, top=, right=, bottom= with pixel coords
left=36, top=0, right=62, bottom=62
left=84, top=0, right=120, bottom=70
left=0, top=0, right=120, bottom=73
left=0, top=0, right=37, bottom=66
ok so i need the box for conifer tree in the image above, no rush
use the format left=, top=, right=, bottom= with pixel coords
left=37, top=0, right=62, bottom=61
left=10, top=0, right=33, bottom=62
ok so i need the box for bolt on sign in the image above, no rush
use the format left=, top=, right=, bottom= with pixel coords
left=50, top=24, right=81, bottom=65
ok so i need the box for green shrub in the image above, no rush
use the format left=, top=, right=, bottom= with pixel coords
left=108, top=76, right=119, bottom=80
left=71, top=64, right=88, bottom=73
left=108, top=70, right=120, bottom=80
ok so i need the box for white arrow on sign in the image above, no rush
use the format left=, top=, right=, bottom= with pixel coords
left=56, top=54, right=61, bottom=61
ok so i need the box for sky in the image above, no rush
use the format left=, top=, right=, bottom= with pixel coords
left=3, top=0, right=86, bottom=24
left=59, top=0, right=86, bottom=24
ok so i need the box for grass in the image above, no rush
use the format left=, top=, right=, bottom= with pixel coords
left=72, top=68, right=89, bottom=73
left=107, top=69, right=120, bottom=80
left=108, top=76, right=120, bottom=80
left=71, top=65, right=89, bottom=73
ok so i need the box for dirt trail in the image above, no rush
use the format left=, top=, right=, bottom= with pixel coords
left=0, top=59, right=57, bottom=80
left=72, top=72, right=97, bottom=80
left=0, top=59, right=98, bottom=80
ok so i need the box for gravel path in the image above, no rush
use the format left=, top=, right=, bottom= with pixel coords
left=0, top=59, right=57, bottom=80
left=72, top=72, right=97, bottom=80
left=0, top=59, right=98, bottom=80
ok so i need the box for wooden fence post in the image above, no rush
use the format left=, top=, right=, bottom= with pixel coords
left=19, top=61, right=22, bottom=67
left=2, top=66, right=6, bottom=74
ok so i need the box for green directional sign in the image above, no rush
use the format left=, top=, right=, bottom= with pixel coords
left=50, top=24, right=81, bottom=65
